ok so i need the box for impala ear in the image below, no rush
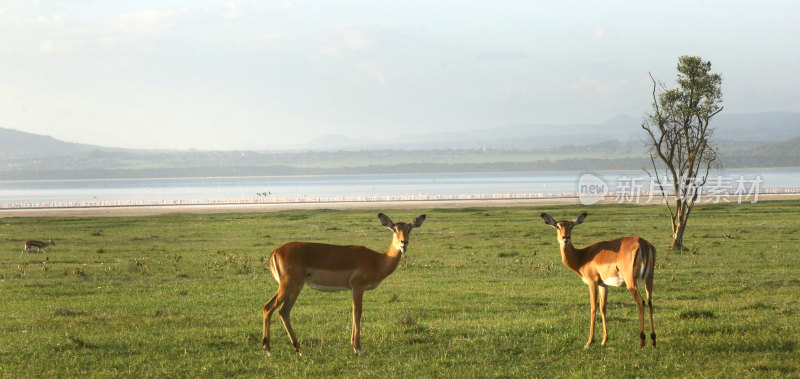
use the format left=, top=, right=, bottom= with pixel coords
left=573, top=212, right=588, bottom=226
left=541, top=213, right=557, bottom=227
left=411, top=214, right=426, bottom=228
left=378, top=213, right=394, bottom=228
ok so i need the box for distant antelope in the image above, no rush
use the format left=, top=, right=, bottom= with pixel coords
left=262, top=213, right=426, bottom=355
left=22, top=239, right=55, bottom=256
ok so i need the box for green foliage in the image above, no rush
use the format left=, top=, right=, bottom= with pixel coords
left=664, top=55, right=723, bottom=123
left=0, top=202, right=798, bottom=377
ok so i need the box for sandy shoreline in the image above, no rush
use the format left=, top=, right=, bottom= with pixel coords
left=2, top=194, right=799, bottom=218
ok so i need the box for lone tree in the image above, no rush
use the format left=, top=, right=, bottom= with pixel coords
left=642, top=55, right=723, bottom=250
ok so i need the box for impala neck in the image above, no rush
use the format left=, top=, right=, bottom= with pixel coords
left=559, top=240, right=584, bottom=275
left=378, top=242, right=405, bottom=278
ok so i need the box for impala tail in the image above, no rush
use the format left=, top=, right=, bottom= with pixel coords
left=635, top=239, right=656, bottom=282
left=268, top=252, right=281, bottom=283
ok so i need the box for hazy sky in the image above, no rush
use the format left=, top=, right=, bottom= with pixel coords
left=1, top=1, right=798, bottom=150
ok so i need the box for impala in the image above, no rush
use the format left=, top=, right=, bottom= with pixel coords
left=541, top=212, right=656, bottom=348
left=262, top=213, right=426, bottom=355
left=22, top=239, right=55, bottom=256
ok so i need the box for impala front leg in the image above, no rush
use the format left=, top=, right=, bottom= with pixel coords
left=351, top=288, right=365, bottom=355
left=599, top=285, right=609, bottom=346
left=586, top=282, right=598, bottom=348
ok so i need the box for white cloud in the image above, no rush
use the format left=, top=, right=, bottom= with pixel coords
left=36, top=13, right=65, bottom=26
left=342, top=28, right=370, bottom=50
left=594, top=27, right=607, bottom=40
left=355, top=62, right=389, bottom=86
left=593, top=26, right=617, bottom=40
left=319, top=24, right=376, bottom=56
left=112, top=8, right=188, bottom=35
left=223, top=1, right=243, bottom=20
left=39, top=39, right=64, bottom=54
left=476, top=51, right=528, bottom=62
left=241, top=31, right=299, bottom=51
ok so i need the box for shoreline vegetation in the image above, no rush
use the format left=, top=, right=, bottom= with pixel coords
left=3, top=193, right=799, bottom=218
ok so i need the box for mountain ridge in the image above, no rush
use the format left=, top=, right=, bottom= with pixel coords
left=304, top=112, right=800, bottom=151
left=1, top=112, right=798, bottom=180
left=3, top=111, right=798, bottom=154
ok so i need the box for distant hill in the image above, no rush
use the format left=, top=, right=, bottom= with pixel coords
left=306, top=112, right=800, bottom=150
left=1, top=112, right=798, bottom=179
left=720, top=136, right=800, bottom=168
left=0, top=127, right=112, bottom=157
left=307, top=115, right=643, bottom=150
left=713, top=112, right=800, bottom=142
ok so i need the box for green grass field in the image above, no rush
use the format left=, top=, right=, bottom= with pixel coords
left=1, top=201, right=798, bottom=377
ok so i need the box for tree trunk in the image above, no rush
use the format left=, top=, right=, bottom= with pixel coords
left=671, top=218, right=686, bottom=250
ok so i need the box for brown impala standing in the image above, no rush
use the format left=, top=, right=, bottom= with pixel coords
left=262, top=213, right=425, bottom=355
left=541, top=212, right=656, bottom=348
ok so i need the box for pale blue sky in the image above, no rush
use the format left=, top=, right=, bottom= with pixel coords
left=1, top=1, right=798, bottom=150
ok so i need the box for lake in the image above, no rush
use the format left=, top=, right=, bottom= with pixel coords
left=1, top=168, right=798, bottom=208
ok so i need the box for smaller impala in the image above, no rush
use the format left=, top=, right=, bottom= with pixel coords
left=541, top=212, right=656, bottom=348
left=22, top=239, right=55, bottom=256
left=262, top=213, right=425, bottom=355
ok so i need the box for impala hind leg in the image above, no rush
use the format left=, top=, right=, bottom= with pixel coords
left=277, top=286, right=303, bottom=355
left=262, top=293, right=280, bottom=355
left=629, top=286, right=646, bottom=348
left=646, top=278, right=656, bottom=347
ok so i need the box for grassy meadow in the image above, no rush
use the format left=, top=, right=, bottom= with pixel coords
left=0, top=201, right=798, bottom=377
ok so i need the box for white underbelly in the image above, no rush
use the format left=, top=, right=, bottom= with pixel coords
left=601, top=276, right=626, bottom=287
left=305, top=279, right=350, bottom=292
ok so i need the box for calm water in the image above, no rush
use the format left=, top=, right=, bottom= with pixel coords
left=1, top=169, right=798, bottom=208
